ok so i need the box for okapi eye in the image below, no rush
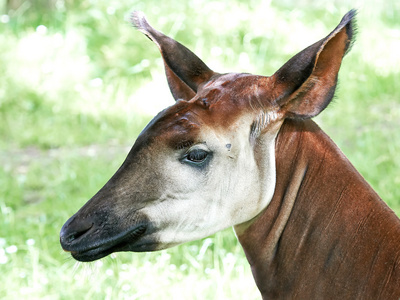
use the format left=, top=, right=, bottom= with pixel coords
left=186, top=149, right=209, bottom=163
left=181, top=148, right=211, bottom=167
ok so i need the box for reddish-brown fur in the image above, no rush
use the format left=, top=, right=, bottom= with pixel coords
left=237, top=119, right=400, bottom=299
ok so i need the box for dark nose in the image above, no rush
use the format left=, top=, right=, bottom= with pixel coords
left=60, top=214, right=93, bottom=251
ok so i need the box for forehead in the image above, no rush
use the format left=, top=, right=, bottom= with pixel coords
left=140, top=73, right=272, bottom=148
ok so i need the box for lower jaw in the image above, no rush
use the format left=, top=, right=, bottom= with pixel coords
left=70, top=240, right=159, bottom=262
left=71, top=247, right=113, bottom=262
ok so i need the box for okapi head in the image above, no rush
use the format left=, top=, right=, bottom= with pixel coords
left=60, top=10, right=355, bottom=262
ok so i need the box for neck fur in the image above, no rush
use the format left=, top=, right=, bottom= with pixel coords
left=236, top=119, right=400, bottom=299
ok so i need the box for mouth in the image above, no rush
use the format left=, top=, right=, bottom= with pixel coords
left=66, top=225, right=148, bottom=262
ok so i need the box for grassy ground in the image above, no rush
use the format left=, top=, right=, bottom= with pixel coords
left=0, top=0, right=399, bottom=299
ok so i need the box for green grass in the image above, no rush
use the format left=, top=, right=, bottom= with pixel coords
left=0, top=0, right=399, bottom=299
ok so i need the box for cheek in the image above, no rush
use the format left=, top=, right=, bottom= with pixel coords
left=142, top=196, right=220, bottom=245
left=161, top=158, right=209, bottom=193
left=145, top=163, right=236, bottom=234
left=211, top=146, right=263, bottom=222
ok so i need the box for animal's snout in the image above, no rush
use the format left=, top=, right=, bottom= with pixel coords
left=60, top=215, right=94, bottom=251
left=60, top=206, right=152, bottom=262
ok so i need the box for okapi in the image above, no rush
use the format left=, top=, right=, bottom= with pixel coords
left=60, top=10, right=400, bottom=299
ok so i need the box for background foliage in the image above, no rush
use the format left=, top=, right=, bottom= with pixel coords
left=0, top=0, right=399, bottom=299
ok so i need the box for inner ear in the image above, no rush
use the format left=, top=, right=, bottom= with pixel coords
left=131, top=11, right=215, bottom=101
left=164, top=65, right=196, bottom=101
left=271, top=10, right=356, bottom=119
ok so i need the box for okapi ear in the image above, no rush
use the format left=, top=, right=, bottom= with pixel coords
left=131, top=11, right=215, bottom=101
left=270, top=10, right=356, bottom=119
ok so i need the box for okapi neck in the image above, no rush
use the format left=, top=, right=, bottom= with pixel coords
left=236, top=119, right=400, bottom=299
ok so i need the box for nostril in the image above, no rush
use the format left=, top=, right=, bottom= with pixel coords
left=66, top=234, right=75, bottom=244
left=66, top=224, right=93, bottom=243
left=60, top=215, right=94, bottom=248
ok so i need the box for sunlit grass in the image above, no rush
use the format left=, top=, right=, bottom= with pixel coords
left=0, top=0, right=399, bottom=299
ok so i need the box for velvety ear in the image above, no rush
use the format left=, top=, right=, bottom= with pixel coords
left=131, top=11, right=215, bottom=101
left=270, top=10, right=356, bottom=119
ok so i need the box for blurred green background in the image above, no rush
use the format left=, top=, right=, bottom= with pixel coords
left=0, top=0, right=399, bottom=299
